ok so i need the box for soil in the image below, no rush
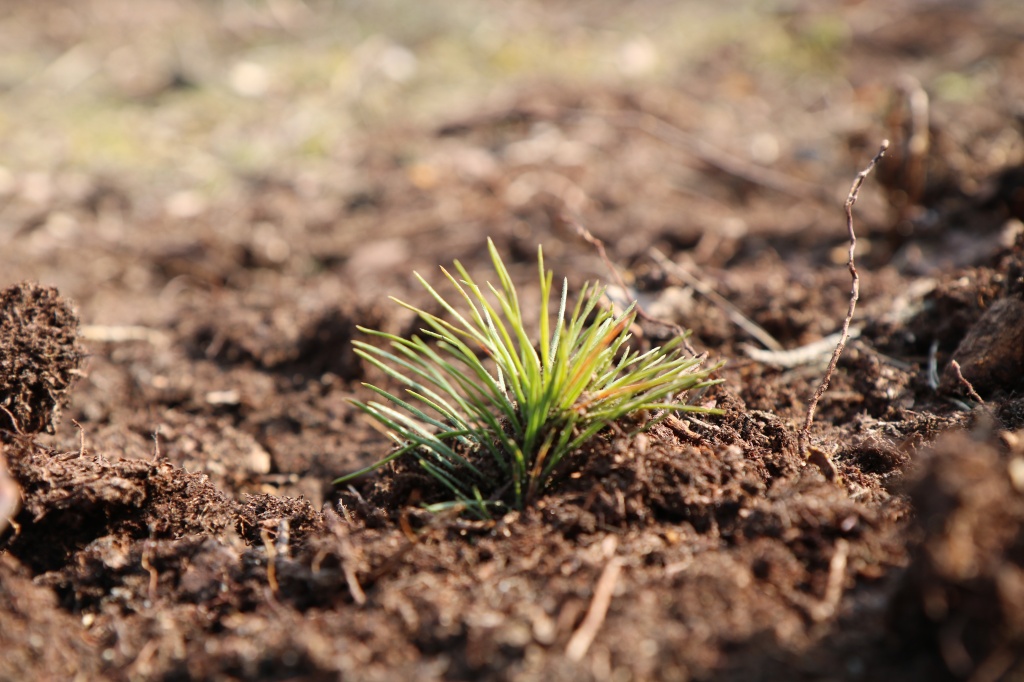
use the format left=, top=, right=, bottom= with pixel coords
left=2, top=1, right=1024, bottom=680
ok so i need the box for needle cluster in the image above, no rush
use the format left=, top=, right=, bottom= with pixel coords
left=337, top=240, right=722, bottom=515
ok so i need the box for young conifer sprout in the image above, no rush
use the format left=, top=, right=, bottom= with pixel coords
left=336, top=239, right=723, bottom=516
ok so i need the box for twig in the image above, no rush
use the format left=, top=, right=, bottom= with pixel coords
left=0, top=404, right=24, bottom=435
left=806, top=445, right=840, bottom=484
left=648, top=247, right=784, bottom=352
left=810, top=538, right=849, bottom=621
left=927, top=340, right=941, bottom=391
left=565, top=536, right=622, bottom=661
left=801, top=141, right=889, bottom=454
left=888, top=75, right=931, bottom=212
left=151, top=427, right=163, bottom=462
left=72, top=419, right=86, bottom=456
left=0, top=444, right=20, bottom=537
left=324, top=507, right=367, bottom=606
left=570, top=218, right=633, bottom=306
left=569, top=217, right=699, bottom=358
left=949, top=359, right=999, bottom=423
left=606, top=110, right=833, bottom=203
left=80, top=325, right=170, bottom=345
left=141, top=542, right=159, bottom=603
left=950, top=360, right=985, bottom=405
left=261, top=528, right=279, bottom=595
left=741, top=328, right=861, bottom=368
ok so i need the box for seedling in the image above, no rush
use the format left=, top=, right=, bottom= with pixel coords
left=336, top=239, right=722, bottom=516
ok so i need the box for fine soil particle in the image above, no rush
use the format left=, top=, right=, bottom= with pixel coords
left=0, top=282, right=83, bottom=435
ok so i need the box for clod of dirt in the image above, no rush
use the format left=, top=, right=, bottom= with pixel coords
left=0, top=282, right=83, bottom=434
left=879, top=267, right=1002, bottom=361
left=941, top=234, right=1024, bottom=399
left=940, top=295, right=1024, bottom=398
left=235, top=493, right=325, bottom=549
left=0, top=555, right=101, bottom=680
left=3, top=440, right=233, bottom=574
left=890, top=431, right=1024, bottom=679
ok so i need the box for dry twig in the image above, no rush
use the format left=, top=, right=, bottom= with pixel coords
left=141, top=542, right=159, bottom=603
left=72, top=419, right=87, bottom=456
left=741, top=328, right=862, bottom=368
left=810, top=538, right=849, bottom=622
left=324, top=507, right=367, bottom=606
left=949, top=359, right=1000, bottom=424
left=0, top=404, right=23, bottom=436
left=565, top=536, right=622, bottom=661
left=950, top=360, right=985, bottom=406
left=569, top=217, right=700, bottom=358
left=648, top=247, right=783, bottom=352
left=605, top=110, right=833, bottom=203
left=80, top=324, right=170, bottom=345
left=261, top=528, right=280, bottom=595
left=801, top=141, right=889, bottom=454
left=927, top=340, right=942, bottom=391
left=0, top=444, right=19, bottom=537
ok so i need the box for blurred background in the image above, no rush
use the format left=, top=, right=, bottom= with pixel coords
left=2, top=1, right=1019, bottom=203
left=1, top=0, right=1022, bottom=320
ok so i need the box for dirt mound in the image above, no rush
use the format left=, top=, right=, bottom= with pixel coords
left=180, top=290, right=366, bottom=383
left=0, top=554, right=101, bottom=681
left=940, top=235, right=1024, bottom=398
left=890, top=431, right=1024, bottom=679
left=0, top=282, right=83, bottom=435
left=3, top=441, right=232, bottom=575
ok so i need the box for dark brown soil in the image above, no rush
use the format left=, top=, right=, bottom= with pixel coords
left=0, top=282, right=83, bottom=435
left=2, top=1, right=1024, bottom=680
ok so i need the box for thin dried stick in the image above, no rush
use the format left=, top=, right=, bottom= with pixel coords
left=927, top=339, right=941, bottom=390
left=949, top=359, right=1000, bottom=424
left=950, top=360, right=985, bottom=405
left=324, top=508, right=367, bottom=606
left=602, top=109, right=833, bottom=202
left=141, top=542, right=159, bottom=603
left=72, top=419, right=86, bottom=456
left=741, top=328, right=862, bottom=368
left=0, top=444, right=19, bottom=537
left=811, top=538, right=849, bottom=622
left=0, top=404, right=24, bottom=435
left=565, top=536, right=622, bottom=661
left=261, top=528, right=280, bottom=595
left=569, top=216, right=700, bottom=357
left=801, top=141, right=889, bottom=453
left=80, top=324, right=170, bottom=345
left=648, top=247, right=783, bottom=352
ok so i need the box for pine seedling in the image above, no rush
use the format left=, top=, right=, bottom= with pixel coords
left=336, top=239, right=722, bottom=516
